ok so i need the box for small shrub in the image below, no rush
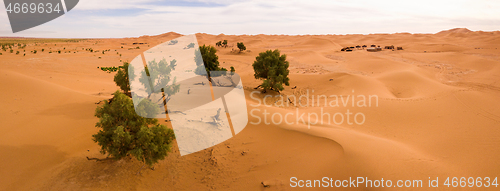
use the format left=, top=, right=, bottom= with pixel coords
left=237, top=42, right=246, bottom=52
left=186, top=43, right=195, bottom=49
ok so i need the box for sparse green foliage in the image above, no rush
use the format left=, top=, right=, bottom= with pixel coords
left=216, top=41, right=222, bottom=47
left=139, top=58, right=180, bottom=101
left=230, top=66, right=235, bottom=73
left=195, top=45, right=228, bottom=79
left=33, top=50, right=37, bottom=54
left=92, top=91, right=175, bottom=167
left=114, top=62, right=134, bottom=94
left=186, top=43, right=195, bottom=49
left=237, top=42, right=246, bottom=52
left=58, top=50, right=61, bottom=54
left=252, top=49, right=290, bottom=92
left=10, top=49, right=13, bottom=53
left=16, top=51, right=19, bottom=55
left=42, top=49, right=44, bottom=52
left=222, top=40, right=228, bottom=47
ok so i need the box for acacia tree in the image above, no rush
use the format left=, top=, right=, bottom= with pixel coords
left=252, top=49, right=290, bottom=93
left=237, top=42, right=246, bottom=52
left=195, top=45, right=227, bottom=80
left=114, top=62, right=134, bottom=96
left=139, top=58, right=180, bottom=103
left=215, top=41, right=222, bottom=47
left=93, top=91, right=175, bottom=167
left=222, top=40, right=228, bottom=48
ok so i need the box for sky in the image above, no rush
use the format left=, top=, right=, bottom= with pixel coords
left=0, top=0, right=499, bottom=38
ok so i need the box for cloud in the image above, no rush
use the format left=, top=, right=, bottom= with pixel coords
left=0, top=0, right=498, bottom=37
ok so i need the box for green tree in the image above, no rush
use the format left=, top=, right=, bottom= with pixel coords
left=222, top=40, right=228, bottom=47
left=237, top=42, right=246, bottom=52
left=230, top=66, right=235, bottom=73
left=252, top=49, right=290, bottom=93
left=215, top=41, right=222, bottom=47
left=92, top=91, right=175, bottom=167
left=114, top=62, right=134, bottom=95
left=139, top=58, right=180, bottom=103
left=195, top=45, right=227, bottom=80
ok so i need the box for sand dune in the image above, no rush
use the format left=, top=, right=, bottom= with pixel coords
left=1, top=28, right=499, bottom=190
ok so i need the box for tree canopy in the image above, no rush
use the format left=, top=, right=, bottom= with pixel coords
left=139, top=58, right=180, bottom=102
left=114, top=62, right=134, bottom=95
left=237, top=42, right=246, bottom=52
left=93, top=91, right=175, bottom=167
left=252, top=49, right=290, bottom=92
left=195, top=45, right=228, bottom=80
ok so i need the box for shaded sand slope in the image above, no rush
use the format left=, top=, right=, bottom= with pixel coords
left=0, top=70, right=101, bottom=190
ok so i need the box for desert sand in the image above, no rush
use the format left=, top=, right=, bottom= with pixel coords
left=0, top=28, right=499, bottom=190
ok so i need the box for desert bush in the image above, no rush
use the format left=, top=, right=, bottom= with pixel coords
left=101, top=66, right=120, bottom=73
left=252, top=49, right=290, bottom=92
left=114, top=62, right=134, bottom=94
left=237, top=42, right=246, bottom=52
left=58, top=50, right=61, bottom=54
left=195, top=45, right=227, bottom=79
left=93, top=91, right=175, bottom=167
left=186, top=43, right=195, bottom=49
left=139, top=58, right=180, bottom=101
left=215, top=41, right=222, bottom=47
left=168, top=40, right=178, bottom=45
left=230, top=66, right=235, bottom=73
left=16, top=51, right=19, bottom=55
left=42, top=49, right=44, bottom=52
left=33, top=50, right=37, bottom=54
left=222, top=40, right=228, bottom=47
left=10, top=50, right=13, bottom=53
